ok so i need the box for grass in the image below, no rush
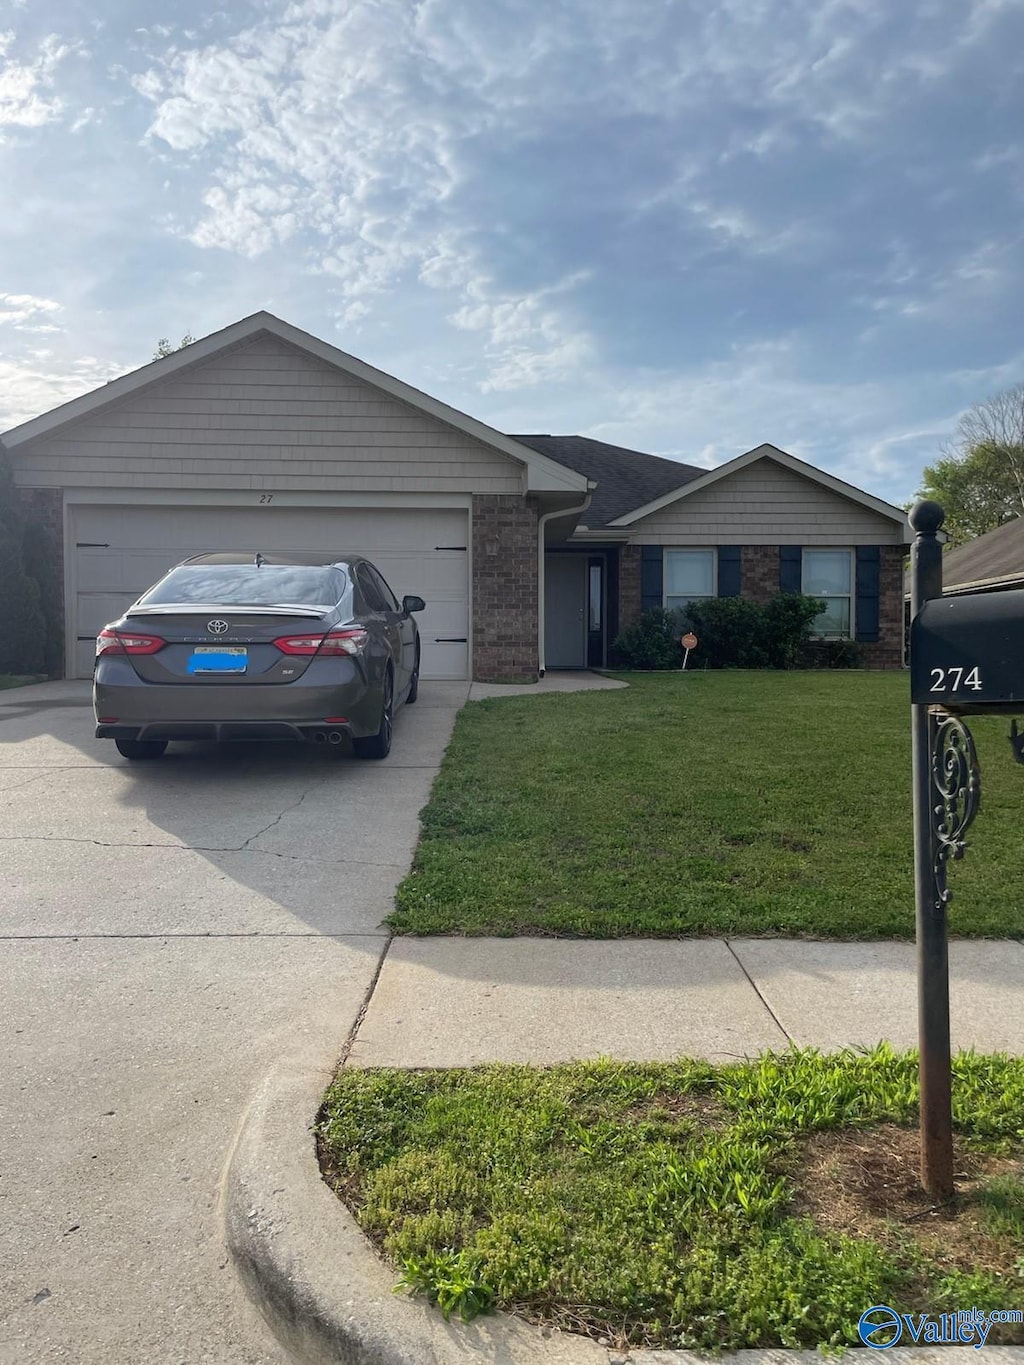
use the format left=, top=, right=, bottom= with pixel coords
left=391, top=671, right=1024, bottom=938
left=318, top=1047, right=1024, bottom=1351
left=0, top=674, right=45, bottom=690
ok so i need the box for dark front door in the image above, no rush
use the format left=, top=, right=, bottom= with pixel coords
left=545, top=555, right=587, bottom=668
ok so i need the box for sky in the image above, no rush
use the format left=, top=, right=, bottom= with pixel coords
left=1, top=0, right=1023, bottom=507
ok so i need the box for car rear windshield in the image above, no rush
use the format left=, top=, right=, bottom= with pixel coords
left=137, top=564, right=346, bottom=608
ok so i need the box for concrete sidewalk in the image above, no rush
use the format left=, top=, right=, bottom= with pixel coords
left=348, top=935, right=1024, bottom=1065
left=227, top=933, right=1024, bottom=1365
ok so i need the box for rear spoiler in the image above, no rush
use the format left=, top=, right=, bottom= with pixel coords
left=127, top=604, right=328, bottom=618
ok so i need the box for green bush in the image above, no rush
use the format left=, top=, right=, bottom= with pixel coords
left=760, top=594, right=825, bottom=669
left=685, top=593, right=823, bottom=669
left=0, top=446, right=47, bottom=675
left=0, top=531, right=45, bottom=675
left=610, top=607, right=684, bottom=669
left=804, top=637, right=866, bottom=670
left=612, top=595, right=830, bottom=671
left=683, top=597, right=772, bottom=669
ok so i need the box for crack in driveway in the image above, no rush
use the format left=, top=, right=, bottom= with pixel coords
left=0, top=835, right=406, bottom=867
left=237, top=773, right=336, bottom=850
left=0, top=771, right=56, bottom=800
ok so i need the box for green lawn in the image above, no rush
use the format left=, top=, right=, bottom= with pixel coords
left=318, top=1048, right=1024, bottom=1351
left=391, top=672, right=1024, bottom=938
left=0, top=674, right=45, bottom=690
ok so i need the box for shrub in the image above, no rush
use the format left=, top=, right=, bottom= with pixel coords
left=804, top=637, right=866, bottom=669
left=685, top=593, right=823, bottom=670
left=0, top=447, right=46, bottom=675
left=683, top=597, right=772, bottom=669
left=611, top=607, right=684, bottom=669
left=760, top=593, right=824, bottom=669
left=0, top=532, right=45, bottom=674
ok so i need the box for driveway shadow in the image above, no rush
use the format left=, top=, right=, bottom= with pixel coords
left=0, top=681, right=465, bottom=940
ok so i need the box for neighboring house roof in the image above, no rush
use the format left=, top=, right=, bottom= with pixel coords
left=939, top=516, right=1024, bottom=594
left=1, top=311, right=589, bottom=497
left=607, top=441, right=911, bottom=537
left=510, top=434, right=705, bottom=528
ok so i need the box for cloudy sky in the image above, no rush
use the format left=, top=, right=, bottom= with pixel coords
left=2, top=0, right=1023, bottom=504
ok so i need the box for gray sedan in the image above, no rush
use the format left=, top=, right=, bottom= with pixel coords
left=93, top=551, right=423, bottom=760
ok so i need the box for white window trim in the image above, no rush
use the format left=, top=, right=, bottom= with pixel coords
left=662, top=547, right=717, bottom=609
left=802, top=547, right=855, bottom=639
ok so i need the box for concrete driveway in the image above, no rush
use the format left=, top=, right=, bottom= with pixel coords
left=0, top=678, right=467, bottom=1363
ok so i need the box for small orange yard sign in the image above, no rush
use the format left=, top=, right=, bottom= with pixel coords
left=680, top=632, right=697, bottom=669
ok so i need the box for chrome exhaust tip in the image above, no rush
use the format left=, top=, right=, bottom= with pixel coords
left=327, top=731, right=344, bottom=745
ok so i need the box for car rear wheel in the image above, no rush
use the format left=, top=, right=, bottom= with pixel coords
left=353, top=669, right=393, bottom=760
left=114, top=738, right=168, bottom=761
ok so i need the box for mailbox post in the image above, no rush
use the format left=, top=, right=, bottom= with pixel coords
left=907, top=501, right=1024, bottom=1198
left=909, top=501, right=956, bottom=1199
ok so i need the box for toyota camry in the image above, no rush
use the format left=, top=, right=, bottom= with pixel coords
left=93, top=551, right=423, bottom=761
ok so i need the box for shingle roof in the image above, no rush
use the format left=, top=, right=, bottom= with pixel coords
left=509, top=434, right=704, bottom=528
left=941, top=516, right=1024, bottom=592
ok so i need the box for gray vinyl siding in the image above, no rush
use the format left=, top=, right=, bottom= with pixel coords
left=12, top=334, right=525, bottom=494
left=627, top=457, right=905, bottom=546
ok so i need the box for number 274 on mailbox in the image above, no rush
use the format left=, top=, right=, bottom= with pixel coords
left=910, top=588, right=1024, bottom=713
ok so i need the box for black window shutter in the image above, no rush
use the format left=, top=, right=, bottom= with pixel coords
left=717, top=546, right=741, bottom=597
left=779, top=545, right=802, bottom=594
left=855, top=546, right=881, bottom=642
left=641, top=546, right=663, bottom=611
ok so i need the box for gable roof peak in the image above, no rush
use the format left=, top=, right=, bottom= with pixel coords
left=1, top=312, right=587, bottom=494
left=608, top=438, right=910, bottom=534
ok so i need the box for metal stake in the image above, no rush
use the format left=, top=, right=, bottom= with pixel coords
left=909, top=500, right=954, bottom=1199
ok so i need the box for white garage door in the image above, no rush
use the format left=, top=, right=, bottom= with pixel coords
left=71, top=504, right=469, bottom=680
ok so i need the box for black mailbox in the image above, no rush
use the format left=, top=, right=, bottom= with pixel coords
left=911, top=589, right=1024, bottom=712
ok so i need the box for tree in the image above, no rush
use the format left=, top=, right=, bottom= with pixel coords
left=917, top=383, right=1024, bottom=544
left=153, top=333, right=196, bottom=359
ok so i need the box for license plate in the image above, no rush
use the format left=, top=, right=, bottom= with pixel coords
left=187, top=647, right=248, bottom=675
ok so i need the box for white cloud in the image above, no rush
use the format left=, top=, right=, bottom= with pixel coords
left=0, top=293, right=62, bottom=326
left=126, top=0, right=1000, bottom=394
left=0, top=352, right=124, bottom=431
left=0, top=32, right=72, bottom=135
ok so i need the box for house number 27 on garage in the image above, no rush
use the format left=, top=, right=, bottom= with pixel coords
left=929, top=666, right=983, bottom=693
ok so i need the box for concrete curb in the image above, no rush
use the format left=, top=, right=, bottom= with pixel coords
left=223, top=1063, right=609, bottom=1364
left=223, top=1063, right=1024, bottom=1365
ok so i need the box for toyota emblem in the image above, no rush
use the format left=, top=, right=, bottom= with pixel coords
left=207, top=619, right=230, bottom=635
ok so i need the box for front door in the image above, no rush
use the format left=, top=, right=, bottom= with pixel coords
left=545, top=555, right=588, bottom=668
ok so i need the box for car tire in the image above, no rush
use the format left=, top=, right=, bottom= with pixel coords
left=114, top=738, right=168, bottom=761
left=406, top=649, right=420, bottom=705
left=353, top=669, right=393, bottom=760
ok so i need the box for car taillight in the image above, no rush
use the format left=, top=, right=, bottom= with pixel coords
left=273, top=629, right=369, bottom=657
left=96, top=628, right=166, bottom=657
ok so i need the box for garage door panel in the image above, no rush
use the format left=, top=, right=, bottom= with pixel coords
left=71, top=506, right=470, bottom=681
left=369, top=552, right=466, bottom=605
left=76, top=548, right=192, bottom=595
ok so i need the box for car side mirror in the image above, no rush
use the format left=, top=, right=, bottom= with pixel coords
left=402, top=595, right=426, bottom=614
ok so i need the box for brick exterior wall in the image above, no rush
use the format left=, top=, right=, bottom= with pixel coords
left=618, top=544, right=642, bottom=631
left=619, top=541, right=905, bottom=670
left=740, top=545, right=780, bottom=604
left=18, top=486, right=65, bottom=677
left=859, top=545, right=907, bottom=669
left=471, top=495, right=538, bottom=682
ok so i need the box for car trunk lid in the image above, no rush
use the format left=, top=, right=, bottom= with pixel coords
left=116, top=607, right=329, bottom=684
